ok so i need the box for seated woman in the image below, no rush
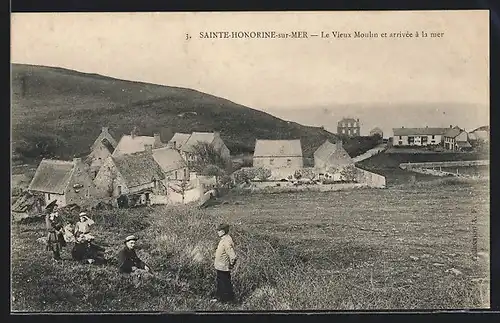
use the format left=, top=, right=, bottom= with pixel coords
left=71, top=235, right=106, bottom=265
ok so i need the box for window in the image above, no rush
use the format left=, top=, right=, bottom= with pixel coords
left=287, top=159, right=292, bottom=166
left=422, top=136, right=428, bottom=144
left=47, top=193, right=51, bottom=201
left=399, top=136, right=402, bottom=139
left=432, top=135, right=435, bottom=139
left=408, top=137, right=415, bottom=145
left=270, top=159, right=274, bottom=166
left=175, top=171, right=178, bottom=180
left=184, top=168, right=187, bottom=179
left=398, top=141, right=403, bottom=145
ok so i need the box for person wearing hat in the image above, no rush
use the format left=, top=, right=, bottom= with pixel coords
left=73, top=212, right=95, bottom=240
left=212, top=223, right=238, bottom=303
left=44, top=203, right=66, bottom=260
left=117, top=235, right=150, bottom=274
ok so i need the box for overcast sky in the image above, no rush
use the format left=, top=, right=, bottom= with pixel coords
left=12, top=11, right=489, bottom=113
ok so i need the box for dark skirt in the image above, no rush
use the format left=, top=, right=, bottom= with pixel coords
left=216, top=270, right=235, bottom=302
left=46, top=231, right=66, bottom=251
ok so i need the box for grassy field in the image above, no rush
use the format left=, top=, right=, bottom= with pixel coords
left=11, top=177, right=490, bottom=312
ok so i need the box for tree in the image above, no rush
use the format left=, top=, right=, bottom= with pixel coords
left=233, top=168, right=256, bottom=185
left=295, top=168, right=316, bottom=181
left=201, top=164, right=225, bottom=187
left=190, top=141, right=229, bottom=172
left=254, top=167, right=272, bottom=181
left=170, top=179, right=191, bottom=204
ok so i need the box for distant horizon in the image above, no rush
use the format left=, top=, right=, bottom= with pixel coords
left=11, top=62, right=489, bottom=137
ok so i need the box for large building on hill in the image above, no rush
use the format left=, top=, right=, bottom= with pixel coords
left=253, top=139, right=303, bottom=180
left=28, top=158, right=98, bottom=207
left=112, top=127, right=166, bottom=157
left=337, top=117, right=360, bottom=137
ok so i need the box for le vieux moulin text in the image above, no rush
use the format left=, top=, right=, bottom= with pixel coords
left=198, top=30, right=443, bottom=39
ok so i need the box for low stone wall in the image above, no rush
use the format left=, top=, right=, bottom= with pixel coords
left=400, top=160, right=489, bottom=169
left=242, top=181, right=368, bottom=193
left=354, top=167, right=386, bottom=188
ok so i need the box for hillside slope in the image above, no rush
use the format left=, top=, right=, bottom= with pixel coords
left=11, top=64, right=379, bottom=165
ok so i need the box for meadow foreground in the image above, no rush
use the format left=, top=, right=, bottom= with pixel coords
left=11, top=179, right=490, bottom=311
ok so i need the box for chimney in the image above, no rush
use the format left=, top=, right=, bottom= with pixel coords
left=131, top=126, right=138, bottom=138
left=173, top=141, right=177, bottom=149
left=336, top=139, right=343, bottom=150
left=450, top=125, right=453, bottom=128
left=102, top=127, right=109, bottom=133
left=402, top=126, right=405, bottom=128
left=153, top=132, right=162, bottom=148
left=144, top=144, right=153, bottom=154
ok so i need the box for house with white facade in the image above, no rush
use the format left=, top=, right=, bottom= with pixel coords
left=253, top=139, right=303, bottom=180
left=392, top=126, right=448, bottom=146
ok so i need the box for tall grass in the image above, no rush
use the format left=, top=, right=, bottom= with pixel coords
left=11, top=202, right=488, bottom=311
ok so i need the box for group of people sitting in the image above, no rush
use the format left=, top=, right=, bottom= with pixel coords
left=44, top=203, right=238, bottom=303
left=45, top=204, right=104, bottom=264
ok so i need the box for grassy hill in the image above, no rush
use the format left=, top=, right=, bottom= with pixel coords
left=11, top=64, right=379, bottom=165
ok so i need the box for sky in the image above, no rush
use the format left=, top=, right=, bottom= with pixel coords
left=11, top=11, right=489, bottom=129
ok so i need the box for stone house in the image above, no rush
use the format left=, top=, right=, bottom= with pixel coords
left=88, top=127, right=117, bottom=178
left=392, top=126, right=448, bottom=147
left=314, top=139, right=354, bottom=181
left=168, top=131, right=231, bottom=166
left=94, top=145, right=167, bottom=205
left=253, top=139, right=303, bottom=180
left=443, top=126, right=471, bottom=151
left=112, top=128, right=165, bottom=157
left=167, top=133, right=191, bottom=150
left=28, top=158, right=98, bottom=207
left=152, top=146, right=189, bottom=181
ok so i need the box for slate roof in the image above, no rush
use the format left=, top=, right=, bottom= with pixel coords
left=314, top=140, right=353, bottom=167
left=338, top=117, right=358, bottom=124
left=112, top=151, right=165, bottom=188
left=112, top=135, right=156, bottom=156
left=28, top=159, right=75, bottom=194
left=152, top=147, right=187, bottom=173
left=181, top=132, right=217, bottom=153
left=393, top=127, right=448, bottom=136
left=253, top=139, right=303, bottom=157
left=91, top=128, right=117, bottom=151
left=443, top=128, right=463, bottom=138
left=314, top=140, right=337, bottom=161
left=167, top=133, right=191, bottom=149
